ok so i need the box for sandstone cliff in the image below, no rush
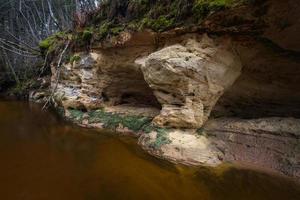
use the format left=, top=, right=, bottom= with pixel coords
left=33, top=0, right=300, bottom=180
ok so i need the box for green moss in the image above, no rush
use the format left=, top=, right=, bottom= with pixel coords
left=69, top=55, right=81, bottom=63
left=39, top=38, right=53, bottom=50
left=82, top=29, right=93, bottom=41
left=88, top=109, right=152, bottom=131
left=141, top=123, right=171, bottom=149
left=193, top=0, right=235, bottom=22
left=49, top=0, right=251, bottom=50
left=39, top=36, right=57, bottom=55
left=65, top=107, right=171, bottom=148
left=122, top=116, right=152, bottom=132
left=39, top=31, right=68, bottom=55
left=98, top=22, right=111, bottom=39
left=153, top=135, right=171, bottom=149
left=88, top=109, right=120, bottom=128
left=111, top=26, right=125, bottom=35
left=68, top=0, right=250, bottom=47
left=71, top=28, right=94, bottom=48
left=95, top=22, right=124, bottom=39
left=151, top=127, right=171, bottom=149
left=68, top=109, right=85, bottom=122
left=39, top=32, right=66, bottom=49
left=141, top=16, right=175, bottom=32
left=127, top=20, right=140, bottom=30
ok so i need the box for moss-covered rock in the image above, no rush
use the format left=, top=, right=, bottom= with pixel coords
left=39, top=31, right=68, bottom=55
left=140, top=16, right=175, bottom=32
left=68, top=109, right=85, bottom=122
left=67, top=0, right=249, bottom=46
left=67, top=108, right=153, bottom=132
left=69, top=55, right=81, bottom=63
left=193, top=0, right=235, bottom=21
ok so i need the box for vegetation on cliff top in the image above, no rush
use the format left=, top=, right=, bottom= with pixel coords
left=87, top=0, right=244, bottom=31
left=39, top=0, right=250, bottom=54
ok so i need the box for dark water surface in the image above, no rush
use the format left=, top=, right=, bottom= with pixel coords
left=0, top=100, right=299, bottom=200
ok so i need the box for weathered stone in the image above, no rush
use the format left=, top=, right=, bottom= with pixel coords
left=139, top=117, right=300, bottom=179
left=204, top=117, right=300, bottom=179
left=140, top=36, right=242, bottom=128
left=49, top=29, right=300, bottom=181
left=51, top=53, right=103, bottom=110
left=139, top=129, right=223, bottom=166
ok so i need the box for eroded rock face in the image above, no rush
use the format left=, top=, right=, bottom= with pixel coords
left=53, top=34, right=242, bottom=130
left=139, top=117, right=300, bottom=179
left=140, top=36, right=242, bottom=128
left=204, top=117, right=300, bottom=179
left=52, top=53, right=103, bottom=110
left=263, top=0, right=300, bottom=52
left=139, top=129, right=223, bottom=166
left=50, top=30, right=300, bottom=180
left=52, top=39, right=159, bottom=112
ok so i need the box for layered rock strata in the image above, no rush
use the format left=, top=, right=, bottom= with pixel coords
left=45, top=0, right=300, bottom=180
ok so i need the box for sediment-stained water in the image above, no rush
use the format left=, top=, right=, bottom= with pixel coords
left=0, top=100, right=299, bottom=200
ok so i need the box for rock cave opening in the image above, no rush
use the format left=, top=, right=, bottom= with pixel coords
left=101, top=66, right=162, bottom=117
left=211, top=65, right=300, bottom=119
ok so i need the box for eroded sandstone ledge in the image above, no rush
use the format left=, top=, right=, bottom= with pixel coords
left=43, top=30, right=300, bottom=180
left=29, top=0, right=300, bottom=180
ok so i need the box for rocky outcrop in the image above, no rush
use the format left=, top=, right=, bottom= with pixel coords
left=47, top=0, right=300, bottom=180
left=51, top=31, right=160, bottom=112
left=139, top=117, right=300, bottom=179
left=139, top=36, right=242, bottom=128
left=52, top=34, right=242, bottom=127
left=49, top=29, right=300, bottom=179
left=139, top=129, right=223, bottom=166
left=205, top=117, right=300, bottom=179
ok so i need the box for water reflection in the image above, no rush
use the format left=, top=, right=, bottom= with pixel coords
left=0, top=100, right=299, bottom=200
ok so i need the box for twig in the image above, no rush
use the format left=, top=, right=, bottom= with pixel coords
left=38, top=51, right=50, bottom=78
left=0, top=45, right=38, bottom=58
left=42, top=40, right=70, bottom=110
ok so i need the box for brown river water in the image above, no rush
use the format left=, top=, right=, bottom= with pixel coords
left=0, top=100, right=299, bottom=200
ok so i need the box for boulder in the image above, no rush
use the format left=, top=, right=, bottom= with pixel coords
left=141, top=36, right=242, bottom=128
